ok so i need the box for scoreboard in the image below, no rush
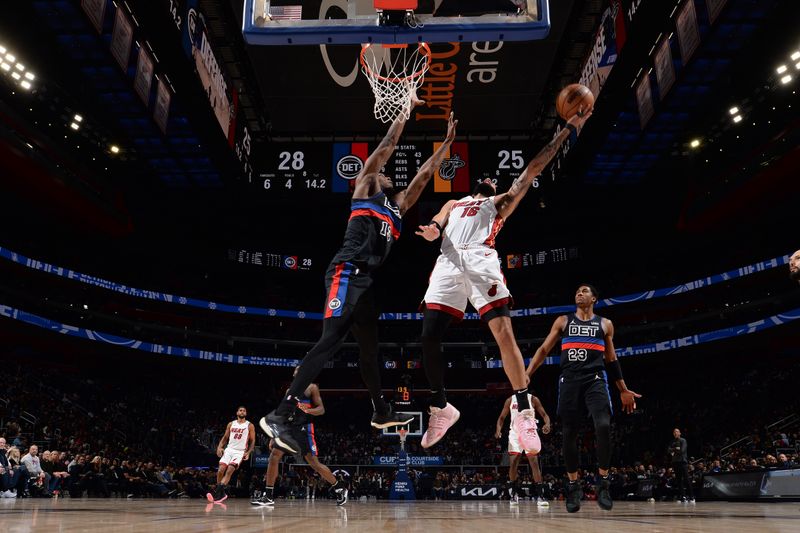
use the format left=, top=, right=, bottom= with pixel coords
left=254, top=141, right=543, bottom=194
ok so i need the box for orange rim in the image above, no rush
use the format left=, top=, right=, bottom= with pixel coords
left=360, top=42, right=431, bottom=83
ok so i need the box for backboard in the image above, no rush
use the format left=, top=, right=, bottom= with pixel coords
left=242, top=0, right=551, bottom=45
left=382, top=411, right=424, bottom=436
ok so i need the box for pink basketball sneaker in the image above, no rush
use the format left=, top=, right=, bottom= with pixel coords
left=421, top=403, right=460, bottom=449
left=513, top=409, right=541, bottom=454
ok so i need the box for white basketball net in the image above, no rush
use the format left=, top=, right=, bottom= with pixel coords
left=360, top=43, right=431, bottom=123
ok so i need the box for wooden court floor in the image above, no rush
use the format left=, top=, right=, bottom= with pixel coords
left=1, top=498, right=799, bottom=532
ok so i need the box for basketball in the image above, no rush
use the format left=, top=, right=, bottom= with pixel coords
left=556, top=84, right=595, bottom=120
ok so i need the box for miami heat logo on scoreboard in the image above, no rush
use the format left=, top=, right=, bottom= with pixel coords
left=438, top=154, right=466, bottom=181
left=434, top=142, right=470, bottom=193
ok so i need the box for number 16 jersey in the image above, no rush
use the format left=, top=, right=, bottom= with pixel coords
left=560, top=313, right=606, bottom=376
left=441, top=196, right=504, bottom=254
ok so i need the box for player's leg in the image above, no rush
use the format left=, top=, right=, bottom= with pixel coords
left=262, top=264, right=361, bottom=451
left=419, top=255, right=467, bottom=448
left=508, top=452, right=521, bottom=504
left=527, top=453, right=549, bottom=506
left=558, top=376, right=584, bottom=513
left=586, top=374, right=614, bottom=510
left=253, top=444, right=283, bottom=506
left=421, top=309, right=454, bottom=409
left=305, top=455, right=348, bottom=506
left=350, top=286, right=410, bottom=428
left=207, top=461, right=228, bottom=502
left=484, top=314, right=541, bottom=454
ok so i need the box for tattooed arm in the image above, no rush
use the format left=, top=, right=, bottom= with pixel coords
left=495, top=110, right=592, bottom=220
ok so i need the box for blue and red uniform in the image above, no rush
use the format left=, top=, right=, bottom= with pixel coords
left=290, top=394, right=319, bottom=457
left=324, top=191, right=402, bottom=319
left=557, top=313, right=613, bottom=416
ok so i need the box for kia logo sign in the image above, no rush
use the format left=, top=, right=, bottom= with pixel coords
left=337, top=155, right=363, bottom=179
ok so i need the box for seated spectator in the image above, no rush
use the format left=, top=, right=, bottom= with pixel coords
left=1, top=438, right=27, bottom=497
left=778, top=453, right=794, bottom=469
left=21, top=445, right=52, bottom=497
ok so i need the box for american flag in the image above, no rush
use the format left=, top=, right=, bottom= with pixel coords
left=268, top=5, right=303, bottom=21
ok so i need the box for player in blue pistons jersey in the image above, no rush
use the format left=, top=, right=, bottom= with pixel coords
left=527, top=284, right=641, bottom=514
left=261, top=94, right=458, bottom=455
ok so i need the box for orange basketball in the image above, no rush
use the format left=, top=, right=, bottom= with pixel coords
left=556, top=84, right=594, bottom=120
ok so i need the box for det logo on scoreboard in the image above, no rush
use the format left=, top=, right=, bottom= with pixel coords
left=332, top=143, right=369, bottom=192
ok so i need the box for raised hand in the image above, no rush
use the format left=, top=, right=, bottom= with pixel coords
left=620, top=389, right=642, bottom=414
left=445, top=112, right=458, bottom=143
left=415, top=224, right=441, bottom=241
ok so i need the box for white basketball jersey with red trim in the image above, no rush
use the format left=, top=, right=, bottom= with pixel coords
left=442, top=196, right=504, bottom=253
left=509, top=393, right=533, bottom=425
left=226, top=419, right=250, bottom=451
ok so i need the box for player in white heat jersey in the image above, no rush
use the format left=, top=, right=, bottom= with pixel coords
left=495, top=391, right=551, bottom=506
left=207, top=406, right=255, bottom=503
left=415, top=109, right=592, bottom=450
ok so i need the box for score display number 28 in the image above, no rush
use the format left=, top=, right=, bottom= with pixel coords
left=263, top=151, right=327, bottom=190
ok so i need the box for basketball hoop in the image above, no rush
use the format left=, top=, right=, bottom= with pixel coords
left=360, top=42, right=431, bottom=123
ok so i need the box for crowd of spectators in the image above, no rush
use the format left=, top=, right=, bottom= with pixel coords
left=1, top=349, right=798, bottom=502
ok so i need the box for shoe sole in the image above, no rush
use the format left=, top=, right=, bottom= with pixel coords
left=206, top=493, right=214, bottom=503
left=370, top=416, right=415, bottom=430
left=259, top=417, right=301, bottom=454
left=421, top=410, right=461, bottom=449
left=259, top=417, right=276, bottom=438
left=598, top=499, right=613, bottom=511
left=252, top=501, right=274, bottom=507
left=336, top=489, right=348, bottom=506
left=214, top=495, right=228, bottom=504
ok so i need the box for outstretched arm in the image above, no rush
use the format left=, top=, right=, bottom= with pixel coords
left=603, top=318, right=642, bottom=414
left=527, top=315, right=567, bottom=377
left=244, top=423, right=256, bottom=460
left=353, top=93, right=426, bottom=198
left=495, top=110, right=592, bottom=219
left=416, top=199, right=457, bottom=241
left=495, top=397, right=512, bottom=438
left=394, top=112, right=458, bottom=215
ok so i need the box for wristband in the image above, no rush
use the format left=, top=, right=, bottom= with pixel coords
left=429, top=220, right=442, bottom=232
left=606, top=359, right=624, bottom=382
left=565, top=122, right=578, bottom=135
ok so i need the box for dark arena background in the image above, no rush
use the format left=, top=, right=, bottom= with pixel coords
left=1, top=0, right=800, bottom=531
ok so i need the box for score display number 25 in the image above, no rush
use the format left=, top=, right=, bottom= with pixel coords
left=493, top=150, right=539, bottom=188
left=263, top=151, right=326, bottom=190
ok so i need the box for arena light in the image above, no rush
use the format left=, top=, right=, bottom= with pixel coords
left=0, top=62, right=9, bottom=71
left=70, top=122, right=80, bottom=130
left=689, top=139, right=701, bottom=148
left=728, top=106, right=739, bottom=115
left=777, top=65, right=788, bottom=74
left=20, top=80, right=31, bottom=90
left=0, top=46, right=5, bottom=54
left=109, top=144, right=120, bottom=154
left=792, top=51, right=800, bottom=61
left=796, top=61, right=800, bottom=70
left=24, top=72, right=34, bottom=81
left=781, top=74, right=793, bottom=85
left=4, top=53, right=15, bottom=63
left=74, top=114, right=83, bottom=123
left=10, top=71, right=20, bottom=80
left=733, top=115, right=743, bottom=123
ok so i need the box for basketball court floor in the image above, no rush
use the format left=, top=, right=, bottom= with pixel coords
left=1, top=499, right=798, bottom=532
